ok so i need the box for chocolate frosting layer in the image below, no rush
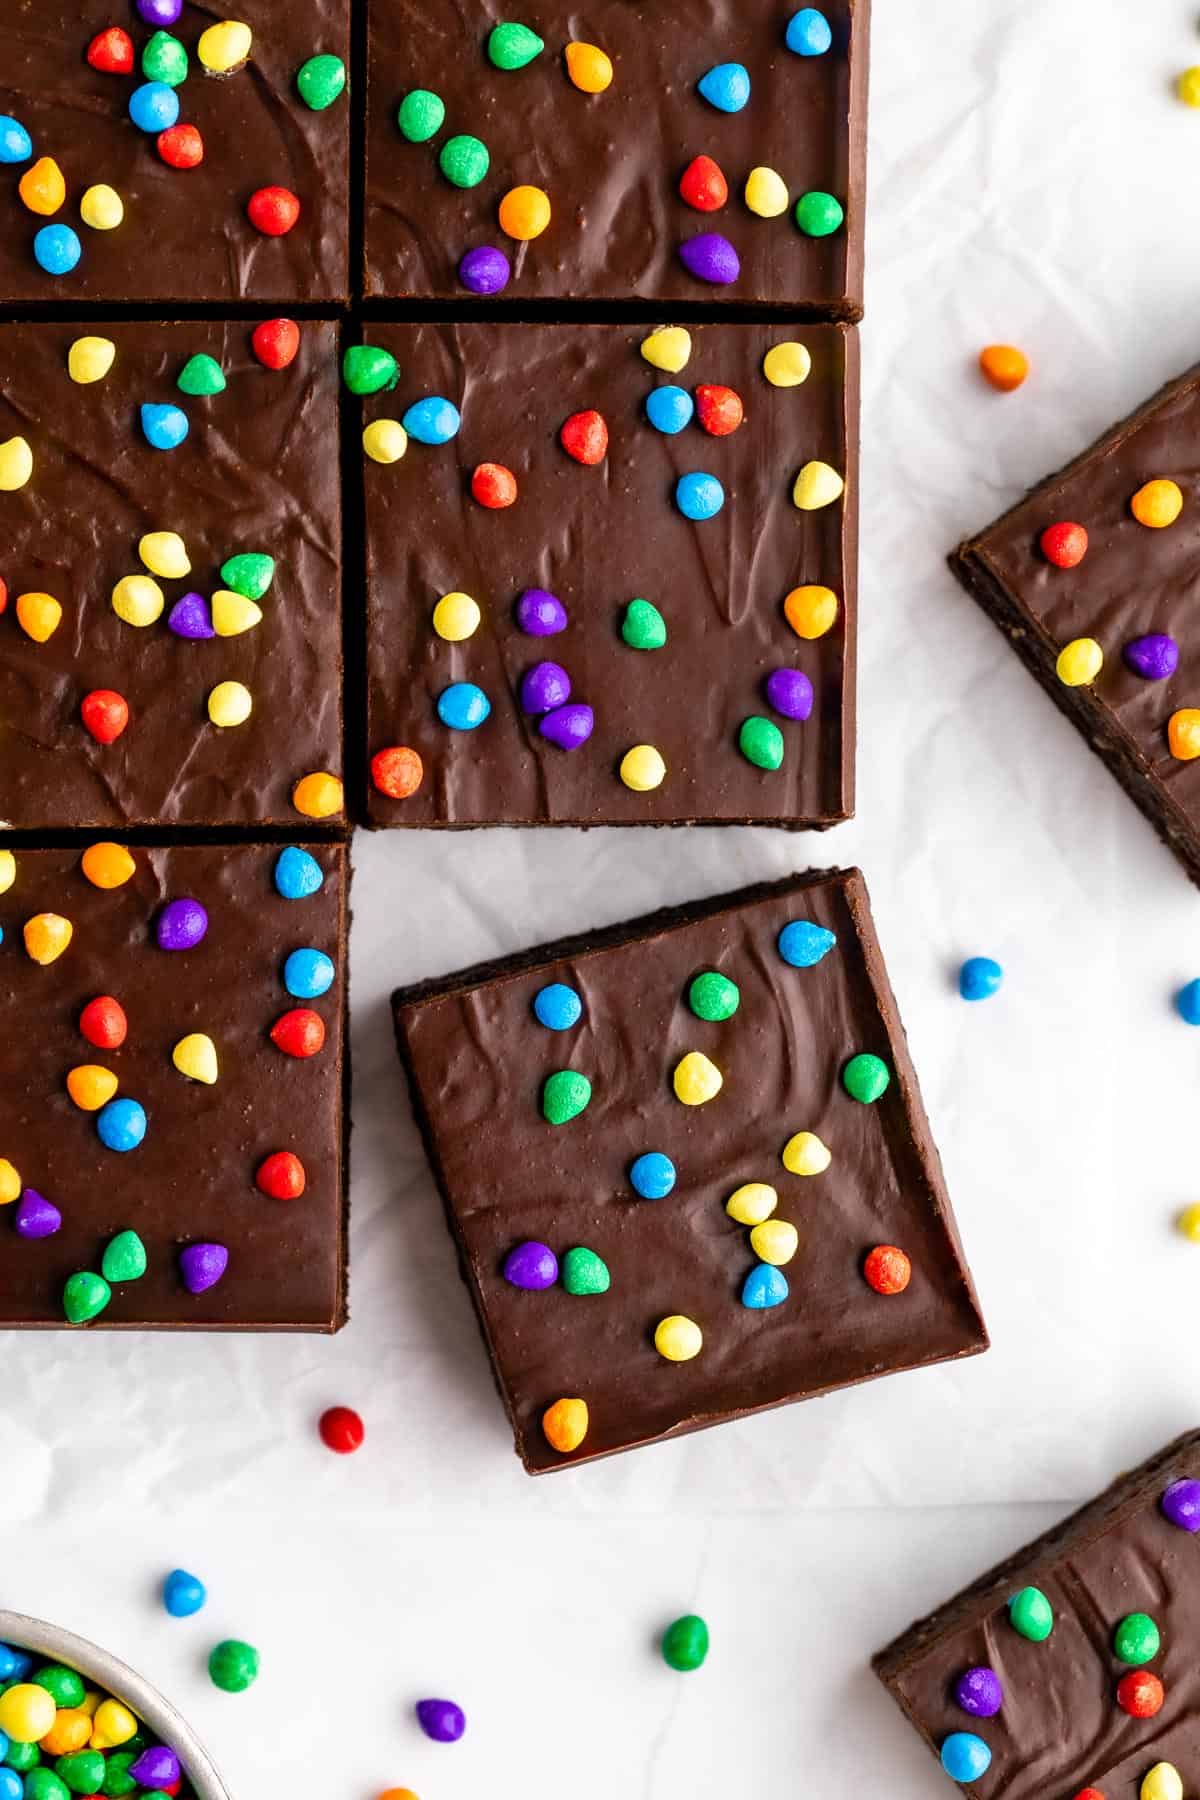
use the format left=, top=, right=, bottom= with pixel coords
left=0, top=1, right=349, bottom=304
left=0, top=319, right=343, bottom=830
left=363, top=320, right=858, bottom=826
left=395, top=870, right=986, bottom=1474
left=0, top=841, right=346, bottom=1329
left=875, top=1430, right=1200, bottom=1800
left=365, top=0, right=868, bottom=311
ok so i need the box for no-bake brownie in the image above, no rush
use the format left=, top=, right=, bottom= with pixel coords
left=360, top=319, right=858, bottom=827
left=393, top=869, right=987, bottom=1474
left=0, top=838, right=347, bottom=1330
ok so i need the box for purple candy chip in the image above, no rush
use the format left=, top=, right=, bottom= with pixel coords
left=137, top=0, right=183, bottom=21
left=14, top=1188, right=61, bottom=1240
left=167, top=592, right=215, bottom=640
left=1123, top=633, right=1179, bottom=681
left=520, top=660, right=571, bottom=715
left=458, top=245, right=511, bottom=295
left=179, top=1242, right=228, bottom=1295
left=515, top=588, right=568, bottom=637
left=130, top=1747, right=181, bottom=1789
left=1162, top=1478, right=1200, bottom=1531
left=156, top=896, right=209, bottom=952
left=502, top=1240, right=558, bottom=1290
left=954, top=1665, right=1003, bottom=1718
left=678, top=231, right=741, bottom=286
left=416, top=1697, right=466, bottom=1744
left=540, top=702, right=594, bottom=751
left=765, top=667, right=814, bottom=721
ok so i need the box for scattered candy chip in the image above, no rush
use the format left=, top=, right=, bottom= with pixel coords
left=0, top=436, right=33, bottom=490
left=1009, top=1586, right=1053, bottom=1640
left=620, top=744, right=666, bottom=790
left=256, top=1150, right=306, bottom=1199
left=297, top=53, right=347, bottom=110
left=781, top=1131, right=831, bottom=1175
left=698, top=62, right=750, bottom=112
left=654, top=1314, right=703, bottom=1361
left=1056, top=637, right=1103, bottom=687
left=415, top=1699, right=465, bottom=1743
left=979, top=344, right=1029, bottom=392
left=101, top=1231, right=147, bottom=1285
left=1131, top=479, right=1183, bottom=529
left=864, top=1244, right=911, bottom=1294
left=432, top=592, right=481, bottom=640
left=745, top=165, right=789, bottom=217
left=251, top=318, right=300, bottom=370
left=793, top=460, right=844, bottom=509
left=178, top=353, right=225, bottom=395
left=673, top=1051, right=722, bottom=1106
left=364, top=419, right=407, bottom=463
left=112, top=574, right=165, bottom=627
left=173, top=1033, right=219, bottom=1084
left=81, top=690, right=129, bottom=745
left=679, top=232, right=740, bottom=285
left=565, top=41, right=613, bottom=92
left=16, top=591, right=62, bottom=642
left=68, top=335, right=116, bottom=384
left=542, top=1069, right=592, bottom=1124
left=488, top=21, right=543, bottom=68
left=795, top=189, right=844, bottom=236
left=843, top=1052, right=890, bottom=1103
left=543, top=1396, right=588, bottom=1453
left=319, top=1405, right=365, bottom=1453
left=80, top=184, right=124, bottom=231
left=208, top=1640, right=259, bottom=1693
left=24, top=912, right=73, bottom=964
left=66, top=1065, right=119, bottom=1111
left=1168, top=709, right=1200, bottom=761
left=499, top=184, right=552, bottom=239
left=679, top=154, right=728, bottom=212
left=726, top=1182, right=778, bottom=1226
left=960, top=956, right=1003, bottom=1001
left=662, top=1614, right=709, bottom=1670
left=371, top=745, right=423, bottom=798
left=247, top=185, right=300, bottom=236
left=270, top=1007, right=326, bottom=1059
left=293, top=772, right=344, bottom=817
left=139, top=530, right=190, bottom=579
left=398, top=88, right=445, bottom=142
left=181, top=1242, right=229, bottom=1294
left=439, top=134, right=489, bottom=188
left=763, top=342, right=812, bottom=387
left=641, top=327, right=692, bottom=373
left=198, top=20, right=252, bottom=73
left=784, top=585, right=839, bottom=639
left=211, top=590, right=263, bottom=637
left=19, top=156, right=65, bottom=216
left=82, top=843, right=136, bottom=888
left=208, top=680, right=253, bottom=727
left=941, top=1734, right=992, bottom=1783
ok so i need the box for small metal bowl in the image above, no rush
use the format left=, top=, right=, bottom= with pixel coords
left=0, top=1609, right=232, bottom=1800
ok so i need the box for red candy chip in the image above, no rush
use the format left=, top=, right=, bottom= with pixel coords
left=371, top=745, right=423, bottom=799
left=157, top=123, right=204, bottom=170
left=86, top=26, right=135, bottom=74
left=1116, top=1671, right=1163, bottom=1719
left=247, top=185, right=301, bottom=237
left=470, top=462, right=518, bottom=509
left=1040, top=521, right=1088, bottom=568
left=679, top=154, right=728, bottom=213
left=1073, top=1791, right=1107, bottom=1800
left=270, top=1007, right=326, bottom=1059
left=0, top=577, right=7, bottom=615
left=560, top=409, right=608, bottom=466
left=251, top=318, right=300, bottom=370
left=695, top=383, right=744, bottom=437
left=255, top=1150, right=306, bottom=1200
left=318, top=1406, right=365, bottom=1455
left=81, top=689, right=129, bottom=745
left=79, top=995, right=128, bottom=1051
left=863, top=1245, right=912, bottom=1295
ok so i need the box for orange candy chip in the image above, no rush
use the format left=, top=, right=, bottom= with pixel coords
left=863, top=1244, right=912, bottom=1295
left=371, top=746, right=423, bottom=799
left=978, top=344, right=1029, bottom=392
left=23, top=912, right=73, bottom=965
left=1168, top=709, right=1200, bottom=762
left=542, top=1396, right=588, bottom=1454
left=19, top=156, right=66, bottom=216
left=498, top=184, right=551, bottom=241
left=39, top=1709, right=92, bottom=1757
left=81, top=842, right=136, bottom=889
left=292, top=771, right=344, bottom=818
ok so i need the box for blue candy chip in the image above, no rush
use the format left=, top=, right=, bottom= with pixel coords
left=778, top=920, right=837, bottom=968
left=437, top=681, right=491, bottom=730
left=940, top=1734, right=992, bottom=1783
left=697, top=61, right=751, bottom=113
left=785, top=7, right=833, bottom=55
left=533, top=982, right=583, bottom=1031
left=129, top=80, right=180, bottom=132
left=0, top=1765, right=23, bottom=1800
left=141, top=402, right=190, bottom=450
left=630, top=1151, right=676, bottom=1200
left=33, top=223, right=81, bottom=276
left=645, top=385, right=694, bottom=435
left=741, top=1263, right=789, bottom=1310
left=1176, top=978, right=1200, bottom=1026
left=959, top=956, right=1004, bottom=1002
left=403, top=396, right=461, bottom=445
left=0, top=1645, right=31, bottom=1682
left=284, top=947, right=336, bottom=1000
left=275, top=845, right=325, bottom=900
left=675, top=471, right=724, bottom=520
left=163, top=1567, right=208, bottom=1618
left=97, top=1096, right=148, bottom=1153
left=0, top=115, right=32, bottom=163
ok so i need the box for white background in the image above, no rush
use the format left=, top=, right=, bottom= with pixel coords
left=6, top=2, right=1200, bottom=1794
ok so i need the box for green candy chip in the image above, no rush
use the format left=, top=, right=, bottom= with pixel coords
left=560, top=1246, right=610, bottom=1295
left=688, top=970, right=740, bottom=1022
left=342, top=345, right=400, bottom=395
left=795, top=189, right=845, bottom=238
left=1114, top=1611, right=1160, bottom=1666
left=438, top=133, right=489, bottom=188
left=397, top=88, right=445, bottom=143
left=1008, top=1585, right=1054, bottom=1642
left=99, top=1753, right=137, bottom=1798
left=661, top=1614, right=709, bottom=1672
left=55, top=1751, right=105, bottom=1796
left=739, top=715, right=784, bottom=771
left=142, top=30, right=188, bottom=85
left=24, top=1771, right=68, bottom=1800
left=220, top=552, right=275, bottom=601
left=841, top=1052, right=891, bottom=1105
left=101, top=1229, right=147, bottom=1284
left=296, top=52, right=346, bottom=111
left=621, top=597, right=667, bottom=650
left=32, top=1667, right=85, bottom=1709
left=209, top=1638, right=260, bottom=1694
left=542, top=1070, right=592, bottom=1125
left=62, top=1271, right=111, bottom=1325
left=5, top=1742, right=41, bottom=1773
left=177, top=353, right=226, bottom=396
left=487, top=21, right=545, bottom=68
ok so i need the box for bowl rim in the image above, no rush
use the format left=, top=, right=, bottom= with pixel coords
left=0, top=1608, right=232, bottom=1799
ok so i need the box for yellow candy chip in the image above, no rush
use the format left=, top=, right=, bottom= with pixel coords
left=640, top=326, right=692, bottom=374
left=793, top=460, right=845, bottom=510
left=499, top=184, right=551, bottom=241
left=750, top=1218, right=799, bottom=1266
left=0, top=436, right=34, bottom=491
left=198, top=19, right=253, bottom=72
left=1055, top=637, right=1103, bottom=688
left=1169, top=709, right=1200, bottom=761
left=23, top=912, right=73, bottom=966
left=139, top=530, right=190, bottom=579
left=619, top=744, right=666, bottom=791
left=363, top=418, right=407, bottom=464
left=673, top=1050, right=723, bottom=1107
left=1142, top=1766, right=1183, bottom=1800
left=211, top=590, right=263, bottom=637
left=432, top=591, right=481, bottom=641
left=0, top=1683, right=56, bottom=1744
left=293, top=771, right=344, bottom=819
left=725, top=1181, right=778, bottom=1226
left=68, top=336, right=117, bottom=385
left=208, top=680, right=253, bottom=727
left=66, top=1064, right=119, bottom=1111
left=654, top=1314, right=703, bottom=1362
left=112, top=574, right=165, bottom=628
left=81, top=842, right=136, bottom=889
left=88, top=1697, right=137, bottom=1748
left=1131, top=478, right=1183, bottom=529
left=542, top=1396, right=589, bottom=1453
left=784, top=585, right=839, bottom=640
left=0, top=850, right=15, bottom=895
left=782, top=1130, right=832, bottom=1176
left=80, top=183, right=124, bottom=231
left=565, top=40, right=613, bottom=92
left=78, top=1691, right=102, bottom=1722
left=1177, top=1203, right=1200, bottom=1243
left=763, top=341, right=812, bottom=388
left=0, top=1160, right=20, bottom=1206
left=745, top=165, right=789, bottom=218
left=16, top=592, right=62, bottom=643
left=18, top=156, right=65, bottom=217
left=1179, top=66, right=1200, bottom=106
left=173, top=1032, right=219, bottom=1085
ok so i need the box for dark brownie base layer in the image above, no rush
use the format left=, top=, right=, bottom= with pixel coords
left=393, top=869, right=987, bottom=1475
left=365, top=0, right=868, bottom=311
left=0, top=839, right=347, bottom=1329
left=0, top=318, right=343, bottom=832
left=874, top=1430, right=1200, bottom=1800
left=363, top=319, right=858, bottom=827
left=952, top=363, right=1200, bottom=892
left=0, top=1, right=349, bottom=305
